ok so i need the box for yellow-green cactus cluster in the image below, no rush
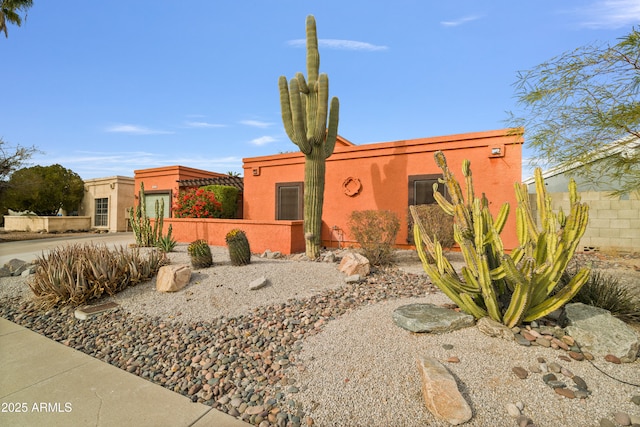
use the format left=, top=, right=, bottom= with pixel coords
left=410, top=151, right=590, bottom=328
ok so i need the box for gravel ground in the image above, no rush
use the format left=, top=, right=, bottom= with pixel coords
left=1, top=244, right=639, bottom=427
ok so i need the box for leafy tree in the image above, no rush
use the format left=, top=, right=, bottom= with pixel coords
left=4, top=164, right=84, bottom=215
left=0, top=0, right=33, bottom=38
left=512, top=27, right=640, bottom=196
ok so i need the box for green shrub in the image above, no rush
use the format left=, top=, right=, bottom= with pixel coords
left=408, top=204, right=455, bottom=250
left=348, top=210, right=400, bottom=265
left=561, top=265, right=640, bottom=323
left=29, top=243, right=167, bottom=308
left=202, top=185, right=239, bottom=219
left=225, top=228, right=251, bottom=266
left=188, top=239, right=213, bottom=268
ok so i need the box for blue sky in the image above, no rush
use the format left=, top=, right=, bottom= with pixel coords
left=2, top=1, right=638, bottom=180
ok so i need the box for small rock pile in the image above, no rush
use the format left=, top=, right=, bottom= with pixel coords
left=0, top=258, right=36, bottom=278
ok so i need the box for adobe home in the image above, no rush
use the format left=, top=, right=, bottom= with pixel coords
left=134, top=128, right=523, bottom=254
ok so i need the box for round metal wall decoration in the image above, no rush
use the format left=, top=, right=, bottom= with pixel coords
left=342, top=177, right=362, bottom=197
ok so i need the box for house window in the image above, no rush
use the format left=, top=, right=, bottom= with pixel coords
left=95, top=198, right=108, bottom=227
left=407, top=174, right=447, bottom=243
left=144, top=192, right=171, bottom=218
left=408, top=174, right=447, bottom=206
left=276, top=182, right=303, bottom=220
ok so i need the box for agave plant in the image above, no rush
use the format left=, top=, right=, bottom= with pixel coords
left=410, top=151, right=591, bottom=328
left=29, top=243, right=166, bottom=308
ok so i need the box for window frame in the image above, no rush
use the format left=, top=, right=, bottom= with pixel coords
left=94, top=197, right=109, bottom=227
left=275, top=182, right=304, bottom=220
left=408, top=174, right=447, bottom=206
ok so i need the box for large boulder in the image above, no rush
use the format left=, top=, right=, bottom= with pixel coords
left=393, top=303, right=475, bottom=334
left=156, top=264, right=192, bottom=293
left=417, top=357, right=472, bottom=425
left=561, top=303, right=639, bottom=363
left=338, top=252, right=370, bottom=277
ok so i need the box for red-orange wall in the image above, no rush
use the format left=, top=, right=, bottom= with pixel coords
left=133, top=166, right=227, bottom=214
left=243, top=128, right=523, bottom=250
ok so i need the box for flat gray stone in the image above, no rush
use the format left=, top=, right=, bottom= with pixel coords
left=74, top=302, right=119, bottom=320
left=344, top=274, right=361, bottom=283
left=561, top=303, right=639, bottom=363
left=393, top=303, right=475, bottom=333
left=249, top=276, right=269, bottom=290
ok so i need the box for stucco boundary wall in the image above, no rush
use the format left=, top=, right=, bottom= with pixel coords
left=529, top=192, right=640, bottom=253
left=4, top=216, right=92, bottom=232
left=161, top=218, right=305, bottom=255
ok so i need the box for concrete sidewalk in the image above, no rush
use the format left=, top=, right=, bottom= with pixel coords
left=0, top=318, right=250, bottom=427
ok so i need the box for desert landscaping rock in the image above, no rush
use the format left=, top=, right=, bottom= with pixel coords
left=562, top=303, right=639, bottom=363
left=512, top=366, right=529, bottom=379
left=392, top=303, right=475, bottom=333
left=337, top=252, right=370, bottom=277
left=417, top=356, right=472, bottom=425
left=476, top=316, right=514, bottom=341
left=1, top=246, right=639, bottom=427
left=249, top=276, right=270, bottom=290
left=156, top=264, right=192, bottom=292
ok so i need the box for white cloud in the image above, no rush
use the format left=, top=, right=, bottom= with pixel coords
left=250, top=136, right=276, bottom=146
left=30, top=151, right=242, bottom=179
left=240, top=120, right=274, bottom=128
left=577, top=0, right=640, bottom=29
left=105, top=124, right=173, bottom=135
left=440, top=15, right=483, bottom=27
left=288, top=39, right=388, bottom=51
left=184, top=121, right=226, bottom=128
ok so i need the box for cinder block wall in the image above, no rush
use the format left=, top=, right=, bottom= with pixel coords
left=529, top=191, right=640, bottom=253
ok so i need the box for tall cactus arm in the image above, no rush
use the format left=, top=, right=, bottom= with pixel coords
left=493, top=203, right=510, bottom=234
left=534, top=168, right=548, bottom=228
left=305, top=15, right=319, bottom=86
left=458, top=293, right=489, bottom=319
left=477, top=254, right=502, bottom=321
left=462, top=159, right=474, bottom=208
left=324, top=97, right=339, bottom=159
left=295, top=72, right=309, bottom=94
left=289, top=80, right=312, bottom=154
left=314, top=74, right=329, bottom=141
left=433, top=188, right=454, bottom=216
left=523, top=267, right=591, bottom=322
left=279, top=76, right=296, bottom=143
left=503, top=280, right=530, bottom=328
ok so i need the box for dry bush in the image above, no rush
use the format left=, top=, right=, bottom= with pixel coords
left=348, top=210, right=400, bottom=265
left=408, top=204, right=455, bottom=250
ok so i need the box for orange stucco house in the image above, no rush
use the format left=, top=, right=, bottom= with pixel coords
left=243, top=128, right=522, bottom=250
left=134, top=128, right=523, bottom=254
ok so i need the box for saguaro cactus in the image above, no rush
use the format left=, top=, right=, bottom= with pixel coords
left=410, top=151, right=590, bottom=328
left=279, top=15, right=340, bottom=259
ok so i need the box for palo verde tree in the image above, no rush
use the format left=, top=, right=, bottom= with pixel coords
left=0, top=0, right=33, bottom=38
left=4, top=164, right=84, bottom=215
left=511, top=27, right=640, bottom=196
left=279, top=15, right=340, bottom=259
